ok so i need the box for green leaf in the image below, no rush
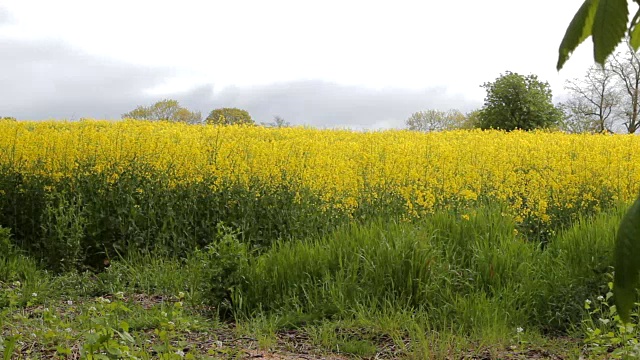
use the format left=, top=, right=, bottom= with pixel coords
left=630, top=25, right=640, bottom=50
left=116, top=330, right=135, bottom=344
left=614, top=195, right=640, bottom=322
left=558, top=0, right=600, bottom=70
left=592, top=0, right=629, bottom=64
left=630, top=9, right=640, bottom=50
left=2, top=336, right=17, bottom=360
left=119, top=321, right=129, bottom=333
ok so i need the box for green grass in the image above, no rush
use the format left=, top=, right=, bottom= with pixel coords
left=0, top=204, right=634, bottom=358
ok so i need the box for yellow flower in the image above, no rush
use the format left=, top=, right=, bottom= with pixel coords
left=0, top=121, right=637, bottom=230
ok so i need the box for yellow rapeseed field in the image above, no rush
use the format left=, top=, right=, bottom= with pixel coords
left=1, top=119, right=639, bottom=229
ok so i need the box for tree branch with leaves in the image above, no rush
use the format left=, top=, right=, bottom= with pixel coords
left=560, top=0, right=640, bottom=323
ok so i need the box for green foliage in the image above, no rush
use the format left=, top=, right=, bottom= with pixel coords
left=233, top=205, right=632, bottom=336
left=122, top=99, right=202, bottom=124
left=558, top=0, right=599, bottom=70
left=405, top=109, right=466, bottom=131
left=185, top=223, right=248, bottom=311
left=0, top=164, right=405, bottom=270
left=239, top=208, right=532, bottom=330
left=0, top=227, right=11, bottom=257
left=0, top=117, right=15, bottom=121
left=206, top=107, right=254, bottom=125
left=0, top=207, right=631, bottom=357
left=559, top=0, right=640, bottom=70
left=614, top=196, right=640, bottom=322
left=593, top=0, right=629, bottom=64
left=41, top=191, right=87, bottom=272
left=461, top=109, right=482, bottom=129
left=582, top=278, right=640, bottom=358
left=0, top=226, right=43, bottom=289
left=561, top=1, right=640, bottom=328
left=478, top=71, right=563, bottom=131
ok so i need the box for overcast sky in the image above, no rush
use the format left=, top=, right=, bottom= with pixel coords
left=0, top=0, right=603, bottom=128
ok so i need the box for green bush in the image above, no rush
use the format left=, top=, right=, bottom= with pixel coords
left=185, top=223, right=248, bottom=313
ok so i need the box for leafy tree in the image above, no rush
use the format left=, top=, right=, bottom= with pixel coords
left=206, top=108, right=254, bottom=125
left=561, top=63, right=621, bottom=133
left=477, top=72, right=563, bottom=131
left=405, top=109, right=466, bottom=132
left=122, top=99, right=202, bottom=124
left=461, top=110, right=482, bottom=129
left=261, top=115, right=290, bottom=128
left=0, top=116, right=16, bottom=121
left=560, top=0, right=640, bottom=323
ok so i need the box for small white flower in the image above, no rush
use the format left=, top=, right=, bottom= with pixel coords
left=167, top=321, right=175, bottom=326
left=161, top=311, right=168, bottom=317
left=215, top=340, right=223, bottom=348
left=178, top=291, right=185, bottom=299
left=65, top=327, right=72, bottom=333
left=516, top=327, right=524, bottom=333
left=12, top=281, right=21, bottom=287
left=597, top=295, right=605, bottom=301
left=96, top=297, right=110, bottom=304
left=30, top=333, right=37, bottom=338
left=585, top=299, right=592, bottom=305
left=43, top=307, right=50, bottom=312
left=31, top=292, right=37, bottom=297
left=67, top=300, right=73, bottom=305
left=587, top=327, right=594, bottom=332
left=114, top=291, right=124, bottom=299
left=88, top=306, right=97, bottom=312
left=175, top=349, right=185, bottom=357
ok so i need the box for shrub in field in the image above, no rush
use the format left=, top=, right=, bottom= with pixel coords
left=185, top=223, right=248, bottom=313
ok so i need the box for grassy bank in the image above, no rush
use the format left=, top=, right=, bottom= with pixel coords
left=1, top=205, right=635, bottom=358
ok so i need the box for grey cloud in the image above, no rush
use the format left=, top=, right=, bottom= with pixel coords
left=199, top=81, right=480, bottom=129
left=1, top=38, right=479, bottom=128
left=0, top=38, right=176, bottom=119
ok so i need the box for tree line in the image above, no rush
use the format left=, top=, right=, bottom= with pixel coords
left=1, top=103, right=290, bottom=127
left=407, top=39, right=640, bottom=134
left=120, top=100, right=290, bottom=128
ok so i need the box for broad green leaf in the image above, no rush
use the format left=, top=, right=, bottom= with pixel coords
left=592, top=0, right=629, bottom=64
left=630, top=9, right=640, bottom=50
left=614, top=195, right=640, bottom=322
left=630, top=25, right=640, bottom=50
left=558, top=0, right=600, bottom=70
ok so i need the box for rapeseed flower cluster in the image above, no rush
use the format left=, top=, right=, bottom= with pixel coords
left=0, top=119, right=638, bottom=232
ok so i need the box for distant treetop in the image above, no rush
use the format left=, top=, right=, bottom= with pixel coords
left=206, top=108, right=254, bottom=125
left=122, top=99, right=202, bottom=124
